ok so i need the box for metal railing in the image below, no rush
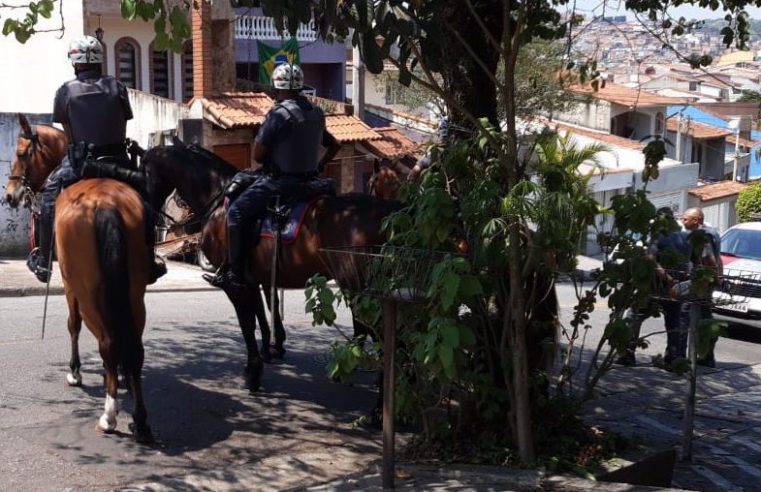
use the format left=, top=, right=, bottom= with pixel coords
left=234, top=15, right=317, bottom=41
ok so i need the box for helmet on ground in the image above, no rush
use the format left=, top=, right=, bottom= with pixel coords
left=68, top=35, right=104, bottom=65
left=271, top=63, right=304, bottom=90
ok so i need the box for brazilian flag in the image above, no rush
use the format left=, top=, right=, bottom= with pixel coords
left=258, top=38, right=301, bottom=84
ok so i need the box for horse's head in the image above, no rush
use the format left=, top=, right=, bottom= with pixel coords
left=368, top=160, right=403, bottom=200
left=5, top=114, right=67, bottom=208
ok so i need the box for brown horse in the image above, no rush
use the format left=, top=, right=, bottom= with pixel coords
left=4, top=114, right=67, bottom=207
left=367, top=160, right=404, bottom=200
left=141, top=144, right=399, bottom=391
left=4, top=115, right=153, bottom=443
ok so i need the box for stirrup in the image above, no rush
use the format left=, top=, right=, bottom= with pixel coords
left=202, top=266, right=246, bottom=290
left=27, top=247, right=51, bottom=283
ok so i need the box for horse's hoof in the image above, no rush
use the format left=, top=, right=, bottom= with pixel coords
left=261, top=350, right=272, bottom=364
left=96, top=417, right=117, bottom=434
left=270, top=346, right=286, bottom=360
left=66, top=373, right=82, bottom=387
left=129, top=422, right=155, bottom=445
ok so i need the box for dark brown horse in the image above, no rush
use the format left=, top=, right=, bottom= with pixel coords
left=141, top=144, right=399, bottom=391
left=4, top=115, right=153, bottom=443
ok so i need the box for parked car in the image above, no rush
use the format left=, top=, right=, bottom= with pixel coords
left=713, top=222, right=761, bottom=328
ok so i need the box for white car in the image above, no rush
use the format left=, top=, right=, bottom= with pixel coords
left=713, top=222, right=761, bottom=328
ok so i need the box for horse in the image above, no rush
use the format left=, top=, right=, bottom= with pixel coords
left=4, top=115, right=153, bottom=443
left=141, top=144, right=400, bottom=392
left=5, top=114, right=68, bottom=207
left=367, top=159, right=404, bottom=200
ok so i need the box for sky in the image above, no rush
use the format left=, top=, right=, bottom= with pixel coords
left=568, top=0, right=761, bottom=21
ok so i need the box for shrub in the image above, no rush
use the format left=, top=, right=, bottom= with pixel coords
left=736, top=182, right=761, bottom=222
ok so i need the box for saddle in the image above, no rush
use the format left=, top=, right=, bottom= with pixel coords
left=80, top=154, right=148, bottom=200
left=225, top=172, right=336, bottom=244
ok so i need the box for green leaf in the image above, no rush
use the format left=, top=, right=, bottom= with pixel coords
left=458, top=275, right=483, bottom=299
left=438, top=345, right=454, bottom=378
left=3, top=19, right=18, bottom=36
left=14, top=28, right=31, bottom=44
left=440, top=271, right=460, bottom=311
left=440, top=322, right=459, bottom=348
left=121, top=0, right=138, bottom=20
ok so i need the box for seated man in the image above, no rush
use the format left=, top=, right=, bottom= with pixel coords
left=27, top=35, right=165, bottom=284
left=204, top=63, right=340, bottom=289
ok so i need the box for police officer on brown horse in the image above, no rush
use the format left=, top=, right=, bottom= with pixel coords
left=204, top=63, right=340, bottom=289
left=27, top=35, right=166, bottom=284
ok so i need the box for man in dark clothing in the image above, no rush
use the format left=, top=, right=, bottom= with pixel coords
left=204, top=63, right=340, bottom=289
left=26, top=35, right=166, bottom=284
left=616, top=207, right=690, bottom=367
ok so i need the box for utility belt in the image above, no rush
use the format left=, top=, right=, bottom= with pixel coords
left=70, top=142, right=147, bottom=200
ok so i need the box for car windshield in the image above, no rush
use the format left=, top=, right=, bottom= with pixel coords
left=722, top=228, right=761, bottom=260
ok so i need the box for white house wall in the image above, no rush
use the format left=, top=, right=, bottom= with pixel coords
left=127, top=90, right=188, bottom=148
left=0, top=3, right=85, bottom=113
left=555, top=99, right=611, bottom=132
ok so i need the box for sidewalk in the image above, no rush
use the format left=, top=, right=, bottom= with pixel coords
left=0, top=256, right=214, bottom=297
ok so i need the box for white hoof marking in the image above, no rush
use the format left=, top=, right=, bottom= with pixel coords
left=97, top=394, right=118, bottom=432
left=66, top=373, right=82, bottom=386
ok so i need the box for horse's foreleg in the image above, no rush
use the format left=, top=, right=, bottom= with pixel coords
left=226, top=287, right=264, bottom=391
left=96, top=342, right=119, bottom=433
left=254, top=284, right=273, bottom=363
left=65, top=296, right=83, bottom=387
left=262, top=284, right=286, bottom=360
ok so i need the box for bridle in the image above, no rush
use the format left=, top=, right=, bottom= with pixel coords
left=7, top=128, right=42, bottom=209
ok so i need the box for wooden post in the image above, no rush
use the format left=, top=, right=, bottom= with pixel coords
left=382, top=299, right=397, bottom=490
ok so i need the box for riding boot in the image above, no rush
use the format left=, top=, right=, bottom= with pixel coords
left=203, top=225, right=247, bottom=289
left=27, top=210, right=54, bottom=283
left=142, top=202, right=167, bottom=285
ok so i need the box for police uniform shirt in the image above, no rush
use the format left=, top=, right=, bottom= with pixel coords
left=53, top=70, right=133, bottom=147
left=256, top=96, right=334, bottom=174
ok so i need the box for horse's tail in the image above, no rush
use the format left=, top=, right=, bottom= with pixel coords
left=95, top=207, right=139, bottom=372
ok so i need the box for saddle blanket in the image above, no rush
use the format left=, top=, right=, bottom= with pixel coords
left=259, top=199, right=315, bottom=244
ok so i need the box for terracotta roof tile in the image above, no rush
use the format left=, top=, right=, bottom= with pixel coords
left=362, top=127, right=420, bottom=159
left=688, top=180, right=748, bottom=202
left=198, top=92, right=274, bottom=129
left=727, top=135, right=761, bottom=148
left=569, top=81, right=689, bottom=108
left=326, top=115, right=381, bottom=142
left=551, top=121, right=646, bottom=150
left=667, top=119, right=733, bottom=140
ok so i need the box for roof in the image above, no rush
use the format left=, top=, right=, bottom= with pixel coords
left=361, top=127, right=420, bottom=159
left=666, top=119, right=733, bottom=140
left=688, top=180, right=748, bottom=202
left=569, top=81, right=689, bottom=108
left=195, top=92, right=274, bottom=128
left=325, top=115, right=381, bottom=142
left=193, top=92, right=383, bottom=143
left=551, top=121, right=646, bottom=151
left=727, top=135, right=761, bottom=148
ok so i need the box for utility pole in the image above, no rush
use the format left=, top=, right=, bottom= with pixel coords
left=351, top=37, right=365, bottom=119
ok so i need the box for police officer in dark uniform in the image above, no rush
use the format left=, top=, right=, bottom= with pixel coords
left=204, top=63, right=340, bottom=289
left=26, top=35, right=166, bottom=284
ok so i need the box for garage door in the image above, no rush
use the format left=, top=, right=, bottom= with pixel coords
left=213, top=144, right=250, bottom=171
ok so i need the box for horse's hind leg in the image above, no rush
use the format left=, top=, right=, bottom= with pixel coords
left=126, top=342, right=153, bottom=444
left=65, top=295, right=83, bottom=386
left=96, top=341, right=119, bottom=433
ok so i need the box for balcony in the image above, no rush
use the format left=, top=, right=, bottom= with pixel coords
left=235, top=15, right=317, bottom=41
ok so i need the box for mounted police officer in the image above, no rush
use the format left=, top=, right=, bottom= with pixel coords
left=26, top=35, right=166, bottom=284
left=204, top=63, right=340, bottom=289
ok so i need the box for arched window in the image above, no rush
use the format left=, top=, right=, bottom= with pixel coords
left=114, top=37, right=140, bottom=89
left=181, top=40, right=194, bottom=102
left=655, top=112, right=664, bottom=135
left=150, top=42, right=172, bottom=98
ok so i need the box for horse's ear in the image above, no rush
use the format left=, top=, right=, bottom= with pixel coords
left=18, top=113, right=31, bottom=136
left=373, top=159, right=381, bottom=173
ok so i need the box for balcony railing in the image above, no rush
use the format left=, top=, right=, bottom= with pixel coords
left=235, top=15, right=317, bottom=41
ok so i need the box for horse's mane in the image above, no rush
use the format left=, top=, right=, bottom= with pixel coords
left=172, top=137, right=238, bottom=180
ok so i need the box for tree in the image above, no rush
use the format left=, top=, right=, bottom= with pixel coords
left=737, top=182, right=761, bottom=222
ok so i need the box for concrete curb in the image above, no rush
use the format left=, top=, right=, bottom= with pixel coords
left=0, top=285, right=218, bottom=297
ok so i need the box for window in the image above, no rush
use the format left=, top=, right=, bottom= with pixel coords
left=181, top=41, right=193, bottom=102
left=385, top=79, right=400, bottom=105
left=688, top=81, right=698, bottom=91
left=115, top=37, right=140, bottom=89
left=655, top=112, right=664, bottom=135
left=150, top=43, right=171, bottom=98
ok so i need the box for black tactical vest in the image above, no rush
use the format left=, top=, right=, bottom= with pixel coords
left=269, top=98, right=325, bottom=174
left=66, top=75, right=127, bottom=147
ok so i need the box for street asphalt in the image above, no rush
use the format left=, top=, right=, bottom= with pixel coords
left=0, top=255, right=711, bottom=491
